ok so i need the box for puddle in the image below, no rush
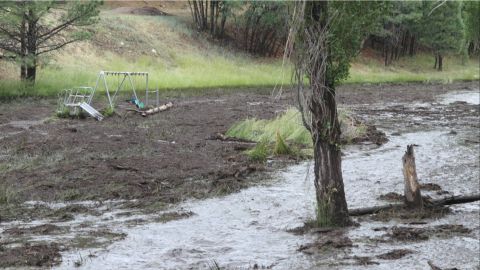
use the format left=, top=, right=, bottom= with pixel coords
left=439, top=89, right=480, bottom=105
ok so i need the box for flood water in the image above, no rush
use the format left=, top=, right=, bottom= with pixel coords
left=52, top=88, right=480, bottom=269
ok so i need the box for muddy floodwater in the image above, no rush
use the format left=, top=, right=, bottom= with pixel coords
left=1, top=85, right=479, bottom=269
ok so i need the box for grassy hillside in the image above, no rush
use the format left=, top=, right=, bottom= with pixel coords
left=0, top=7, right=478, bottom=98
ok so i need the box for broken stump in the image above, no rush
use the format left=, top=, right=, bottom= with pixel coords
left=402, top=145, right=423, bottom=208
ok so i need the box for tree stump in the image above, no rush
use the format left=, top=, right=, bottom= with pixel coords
left=402, top=145, right=423, bottom=208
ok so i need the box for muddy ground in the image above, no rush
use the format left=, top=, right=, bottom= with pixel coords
left=1, top=82, right=475, bottom=206
left=0, top=81, right=478, bottom=267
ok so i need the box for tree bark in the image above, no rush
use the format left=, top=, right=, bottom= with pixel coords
left=438, top=54, right=443, bottom=71
left=402, top=145, right=423, bottom=208
left=20, top=15, right=27, bottom=81
left=26, top=9, right=37, bottom=83
left=308, top=1, right=350, bottom=227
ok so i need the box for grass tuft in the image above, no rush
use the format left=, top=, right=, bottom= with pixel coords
left=246, top=140, right=269, bottom=162
left=273, top=131, right=292, bottom=155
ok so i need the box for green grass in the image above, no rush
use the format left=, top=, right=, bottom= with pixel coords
left=227, top=108, right=312, bottom=146
left=347, top=53, right=479, bottom=84
left=0, top=12, right=478, bottom=98
left=227, top=107, right=369, bottom=149
left=246, top=140, right=269, bottom=162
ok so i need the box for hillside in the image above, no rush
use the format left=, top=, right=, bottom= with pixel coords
left=0, top=3, right=478, bottom=97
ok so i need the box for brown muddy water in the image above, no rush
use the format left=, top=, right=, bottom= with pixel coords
left=1, top=88, right=479, bottom=269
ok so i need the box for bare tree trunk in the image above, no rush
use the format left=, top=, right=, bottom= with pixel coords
left=210, top=0, right=215, bottom=35
left=402, top=145, right=423, bottom=208
left=434, top=53, right=438, bottom=69
left=26, top=10, right=37, bottom=83
left=20, top=16, right=27, bottom=81
left=438, top=54, right=443, bottom=71
left=308, top=1, right=350, bottom=227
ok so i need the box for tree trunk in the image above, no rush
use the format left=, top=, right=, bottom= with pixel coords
left=26, top=58, right=36, bottom=82
left=438, top=54, right=443, bottom=71
left=409, top=36, right=415, bottom=56
left=402, top=145, right=423, bottom=208
left=308, top=1, right=350, bottom=227
left=26, top=10, right=37, bottom=84
left=434, top=53, right=438, bottom=69
left=210, top=0, right=215, bottom=35
left=20, top=16, right=27, bottom=81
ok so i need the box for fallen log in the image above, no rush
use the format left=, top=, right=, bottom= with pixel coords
left=349, top=193, right=480, bottom=216
left=141, top=102, right=173, bottom=116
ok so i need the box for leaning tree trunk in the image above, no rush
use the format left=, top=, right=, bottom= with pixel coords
left=308, top=1, right=350, bottom=227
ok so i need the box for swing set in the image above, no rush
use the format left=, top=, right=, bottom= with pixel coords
left=62, top=70, right=159, bottom=119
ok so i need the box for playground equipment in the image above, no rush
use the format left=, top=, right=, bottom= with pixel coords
left=62, top=87, right=103, bottom=120
left=62, top=71, right=161, bottom=120
left=93, top=71, right=149, bottom=109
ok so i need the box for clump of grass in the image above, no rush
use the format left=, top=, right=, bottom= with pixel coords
left=0, top=182, right=18, bottom=205
left=101, top=106, right=115, bottom=117
left=273, top=131, right=292, bottom=155
left=227, top=107, right=371, bottom=148
left=227, top=108, right=312, bottom=146
left=246, top=140, right=269, bottom=162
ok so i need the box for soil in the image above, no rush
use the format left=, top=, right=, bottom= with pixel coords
left=0, top=243, right=62, bottom=267
left=378, top=224, right=472, bottom=242
left=4, top=224, right=67, bottom=236
left=376, top=249, right=414, bottom=260
left=0, top=81, right=478, bottom=267
left=1, top=82, right=476, bottom=212
left=298, top=229, right=354, bottom=255
left=110, top=6, right=169, bottom=16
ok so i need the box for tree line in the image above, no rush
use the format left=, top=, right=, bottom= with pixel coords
left=189, top=1, right=479, bottom=69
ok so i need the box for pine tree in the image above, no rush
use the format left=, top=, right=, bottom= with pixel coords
left=419, top=1, right=464, bottom=71
left=0, top=1, right=101, bottom=84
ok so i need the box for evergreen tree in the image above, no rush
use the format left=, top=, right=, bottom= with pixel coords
left=0, top=1, right=101, bottom=84
left=419, top=1, right=464, bottom=71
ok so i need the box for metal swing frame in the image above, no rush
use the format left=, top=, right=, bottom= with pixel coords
left=93, top=71, right=149, bottom=109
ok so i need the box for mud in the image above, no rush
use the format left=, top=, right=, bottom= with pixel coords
left=379, top=224, right=472, bottom=242
left=376, top=249, right=414, bottom=260
left=0, top=243, right=62, bottom=267
left=4, top=224, right=67, bottom=236
left=0, top=81, right=478, bottom=269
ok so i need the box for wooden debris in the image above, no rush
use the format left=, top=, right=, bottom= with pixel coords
left=349, top=193, right=480, bottom=216
left=402, top=145, right=423, bottom=208
left=141, top=102, right=173, bottom=117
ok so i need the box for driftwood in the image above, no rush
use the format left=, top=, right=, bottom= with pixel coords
left=402, top=145, right=423, bottom=208
left=349, top=194, right=480, bottom=216
left=141, top=102, right=173, bottom=116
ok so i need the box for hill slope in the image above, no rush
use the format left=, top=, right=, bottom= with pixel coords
left=0, top=4, right=478, bottom=97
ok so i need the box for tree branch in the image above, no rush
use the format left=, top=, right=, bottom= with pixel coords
left=36, top=38, right=83, bottom=55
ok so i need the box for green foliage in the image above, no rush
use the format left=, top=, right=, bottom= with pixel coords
left=102, top=106, right=115, bottom=117
left=0, top=0, right=101, bottom=84
left=325, top=2, right=388, bottom=86
left=418, top=1, right=464, bottom=55
left=0, top=182, right=18, bottom=205
left=273, top=131, right=292, bottom=156
left=226, top=108, right=312, bottom=146
left=247, top=140, right=269, bottom=163
left=463, top=1, right=480, bottom=54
